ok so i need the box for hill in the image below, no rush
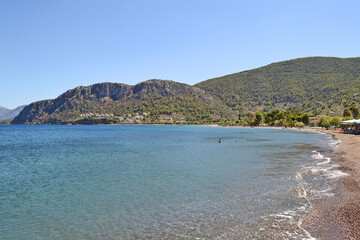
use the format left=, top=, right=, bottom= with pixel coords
left=195, top=57, right=360, bottom=115
left=0, top=105, right=25, bottom=120
left=12, top=80, right=234, bottom=124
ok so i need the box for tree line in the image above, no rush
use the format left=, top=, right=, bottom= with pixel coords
left=217, top=105, right=358, bottom=129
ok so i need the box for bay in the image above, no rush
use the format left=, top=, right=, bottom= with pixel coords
left=0, top=125, right=331, bottom=239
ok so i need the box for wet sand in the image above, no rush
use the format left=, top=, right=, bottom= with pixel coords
left=302, top=129, right=360, bottom=239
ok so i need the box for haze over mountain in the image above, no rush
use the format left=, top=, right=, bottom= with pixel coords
left=0, top=105, right=25, bottom=120
left=196, top=57, right=360, bottom=115
left=12, top=80, right=233, bottom=124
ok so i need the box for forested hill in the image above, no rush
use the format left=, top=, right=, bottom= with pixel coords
left=12, top=79, right=234, bottom=124
left=195, top=57, right=360, bottom=115
left=11, top=57, right=360, bottom=125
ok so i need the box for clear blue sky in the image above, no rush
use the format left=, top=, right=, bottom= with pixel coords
left=1, top=0, right=360, bottom=109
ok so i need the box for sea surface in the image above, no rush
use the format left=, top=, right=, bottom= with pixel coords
left=0, top=125, right=341, bottom=239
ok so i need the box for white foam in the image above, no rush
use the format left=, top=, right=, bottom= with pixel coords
left=323, top=170, right=349, bottom=179
left=316, top=187, right=332, bottom=193
left=270, top=209, right=298, bottom=222
left=298, top=205, right=307, bottom=211
left=297, top=219, right=317, bottom=240
left=311, top=151, right=324, bottom=160
left=309, top=168, right=320, bottom=174
left=296, top=172, right=303, bottom=180
left=310, top=188, right=335, bottom=199
left=316, top=157, right=331, bottom=165
left=329, top=139, right=341, bottom=149
left=298, top=187, right=307, bottom=198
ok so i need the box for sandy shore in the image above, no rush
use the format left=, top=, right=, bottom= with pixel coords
left=300, top=129, right=360, bottom=239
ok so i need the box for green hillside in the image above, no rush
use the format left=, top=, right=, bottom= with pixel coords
left=195, top=57, right=360, bottom=115
left=12, top=80, right=234, bottom=125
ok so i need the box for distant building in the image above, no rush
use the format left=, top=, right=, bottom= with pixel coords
left=309, top=116, right=320, bottom=120
left=159, top=115, right=173, bottom=122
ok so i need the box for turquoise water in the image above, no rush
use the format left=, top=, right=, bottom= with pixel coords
left=0, top=125, right=333, bottom=239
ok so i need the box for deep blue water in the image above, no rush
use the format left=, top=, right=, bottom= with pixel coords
left=0, top=125, right=333, bottom=239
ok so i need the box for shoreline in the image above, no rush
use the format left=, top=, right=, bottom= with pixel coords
left=4, top=124, right=359, bottom=238
left=300, top=128, right=360, bottom=239
left=220, top=125, right=360, bottom=239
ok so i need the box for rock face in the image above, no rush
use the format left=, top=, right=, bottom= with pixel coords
left=0, top=105, right=25, bottom=120
left=12, top=79, right=228, bottom=124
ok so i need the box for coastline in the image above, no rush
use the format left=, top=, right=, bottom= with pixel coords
left=214, top=125, right=360, bottom=238
left=300, top=128, right=360, bottom=239
left=3, top=124, right=359, bottom=238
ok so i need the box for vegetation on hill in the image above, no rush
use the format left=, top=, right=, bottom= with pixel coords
left=11, top=80, right=234, bottom=125
left=195, top=57, right=360, bottom=115
left=217, top=108, right=353, bottom=130
left=11, top=57, right=360, bottom=125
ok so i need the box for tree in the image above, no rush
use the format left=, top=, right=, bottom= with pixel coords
left=343, top=108, right=352, bottom=118
left=287, top=119, right=295, bottom=128
left=330, top=117, right=341, bottom=127
left=300, top=113, right=310, bottom=125
left=254, top=111, right=263, bottom=126
left=265, top=109, right=279, bottom=123
left=274, top=110, right=286, bottom=121
left=349, top=102, right=359, bottom=119
left=318, top=115, right=331, bottom=129
left=265, top=116, right=273, bottom=124
left=295, top=121, right=305, bottom=128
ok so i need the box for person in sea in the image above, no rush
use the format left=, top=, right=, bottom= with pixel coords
left=218, top=138, right=222, bottom=143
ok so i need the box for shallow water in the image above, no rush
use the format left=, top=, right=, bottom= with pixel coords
left=0, top=125, right=337, bottom=239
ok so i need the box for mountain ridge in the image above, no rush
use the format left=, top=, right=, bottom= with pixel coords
left=12, top=79, right=233, bottom=124
left=195, top=56, right=360, bottom=115
left=0, top=105, right=25, bottom=120
left=12, top=56, right=360, bottom=124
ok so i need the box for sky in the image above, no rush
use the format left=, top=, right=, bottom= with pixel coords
left=1, top=0, right=360, bottom=109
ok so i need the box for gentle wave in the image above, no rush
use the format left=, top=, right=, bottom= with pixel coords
left=294, top=144, right=347, bottom=240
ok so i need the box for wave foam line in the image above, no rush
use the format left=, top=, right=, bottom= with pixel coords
left=311, top=151, right=324, bottom=160
left=296, top=187, right=316, bottom=240
left=316, top=157, right=331, bottom=165
left=297, top=219, right=317, bottom=240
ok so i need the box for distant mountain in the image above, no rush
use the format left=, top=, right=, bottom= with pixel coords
left=195, top=57, right=360, bottom=115
left=12, top=79, right=234, bottom=124
left=0, top=105, right=25, bottom=120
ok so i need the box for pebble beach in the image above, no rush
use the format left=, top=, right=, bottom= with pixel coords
left=302, top=129, right=360, bottom=239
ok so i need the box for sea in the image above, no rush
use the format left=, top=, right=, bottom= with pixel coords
left=0, top=125, right=344, bottom=239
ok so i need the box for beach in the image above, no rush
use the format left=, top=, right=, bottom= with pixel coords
left=302, top=129, right=360, bottom=239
